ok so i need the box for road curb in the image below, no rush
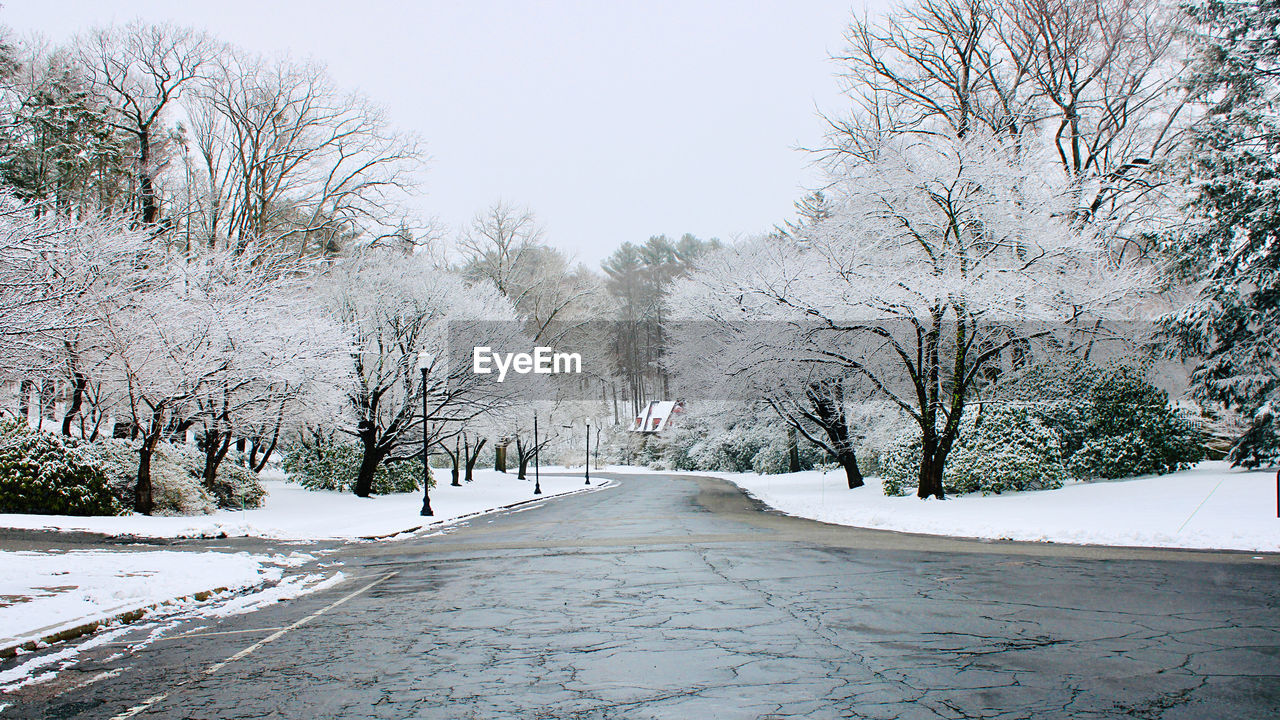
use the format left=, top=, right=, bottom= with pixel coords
left=357, top=478, right=616, bottom=541
left=0, top=586, right=231, bottom=660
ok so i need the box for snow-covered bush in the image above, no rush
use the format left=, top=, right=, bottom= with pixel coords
left=81, top=438, right=265, bottom=515
left=650, top=413, right=825, bottom=474
left=150, top=446, right=219, bottom=515
left=880, top=408, right=1067, bottom=496
left=83, top=437, right=147, bottom=505
left=282, top=435, right=424, bottom=494
left=945, top=408, right=1067, bottom=495
left=208, top=452, right=268, bottom=510
left=0, top=420, right=122, bottom=516
left=878, top=432, right=921, bottom=497
left=1010, top=362, right=1205, bottom=479
left=86, top=439, right=215, bottom=515
left=1065, top=367, right=1205, bottom=478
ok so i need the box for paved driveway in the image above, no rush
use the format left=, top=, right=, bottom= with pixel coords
left=6, top=472, right=1280, bottom=719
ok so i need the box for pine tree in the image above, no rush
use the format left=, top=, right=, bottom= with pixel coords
left=1165, top=0, right=1280, bottom=467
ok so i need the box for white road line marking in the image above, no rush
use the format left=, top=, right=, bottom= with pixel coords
left=109, top=693, right=168, bottom=719
left=203, top=572, right=396, bottom=676
left=162, top=626, right=289, bottom=642
left=107, top=572, right=394, bottom=718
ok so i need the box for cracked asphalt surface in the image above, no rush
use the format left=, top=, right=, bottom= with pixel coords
left=5, top=472, right=1280, bottom=719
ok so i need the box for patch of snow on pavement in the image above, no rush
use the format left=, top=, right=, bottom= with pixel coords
left=710, top=461, right=1280, bottom=552
left=199, top=571, right=346, bottom=618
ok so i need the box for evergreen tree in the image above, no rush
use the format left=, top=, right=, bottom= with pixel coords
left=1165, top=0, right=1280, bottom=467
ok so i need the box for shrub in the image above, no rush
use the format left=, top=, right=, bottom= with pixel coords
left=81, top=438, right=265, bottom=515
left=945, top=408, right=1067, bottom=495
left=0, top=420, right=122, bottom=516
left=82, top=438, right=215, bottom=515
left=879, top=431, right=921, bottom=497
left=879, top=408, right=1068, bottom=497
left=207, top=451, right=268, bottom=509
left=653, top=414, right=825, bottom=474
left=282, top=435, right=425, bottom=494
left=1013, top=363, right=1206, bottom=479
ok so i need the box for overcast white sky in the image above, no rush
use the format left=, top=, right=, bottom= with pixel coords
left=2, top=1, right=891, bottom=266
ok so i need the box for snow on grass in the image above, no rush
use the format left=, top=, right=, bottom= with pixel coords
left=710, top=461, right=1280, bottom=552
left=0, top=469, right=610, bottom=541
left=0, top=549, right=279, bottom=650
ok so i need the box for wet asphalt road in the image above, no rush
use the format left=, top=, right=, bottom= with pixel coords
left=5, top=472, right=1280, bottom=719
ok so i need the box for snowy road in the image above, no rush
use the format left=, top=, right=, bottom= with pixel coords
left=4, top=472, right=1280, bottom=719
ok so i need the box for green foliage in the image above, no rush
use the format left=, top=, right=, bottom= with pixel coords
left=1160, top=0, right=1280, bottom=468
left=880, top=408, right=1067, bottom=497
left=0, top=420, right=121, bottom=516
left=652, top=414, right=824, bottom=474
left=1008, top=362, right=1206, bottom=479
left=946, top=408, right=1067, bottom=495
left=878, top=431, right=920, bottom=497
left=201, top=450, right=267, bottom=510
left=283, top=435, right=425, bottom=494
left=80, top=438, right=266, bottom=515
left=1065, top=367, right=1206, bottom=478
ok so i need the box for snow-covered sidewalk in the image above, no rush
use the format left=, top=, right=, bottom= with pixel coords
left=0, top=469, right=609, bottom=541
left=710, top=461, right=1280, bottom=552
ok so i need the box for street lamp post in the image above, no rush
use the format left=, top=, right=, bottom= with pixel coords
left=419, top=355, right=433, bottom=517
left=533, top=412, right=542, bottom=496
left=584, top=418, right=591, bottom=485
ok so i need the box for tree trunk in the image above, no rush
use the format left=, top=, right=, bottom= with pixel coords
left=917, top=458, right=945, bottom=499
left=138, top=129, right=159, bottom=225
left=202, top=429, right=233, bottom=491
left=808, top=382, right=863, bottom=489
left=464, top=437, right=486, bottom=482
left=838, top=449, right=864, bottom=489
left=251, top=432, right=279, bottom=473
left=787, top=425, right=801, bottom=473
left=135, top=438, right=156, bottom=515
left=450, top=437, right=461, bottom=487
left=18, top=378, right=31, bottom=424
left=61, top=370, right=87, bottom=436
left=353, top=421, right=384, bottom=497
left=515, top=438, right=531, bottom=481
left=916, top=434, right=946, bottom=500
left=135, top=408, right=165, bottom=515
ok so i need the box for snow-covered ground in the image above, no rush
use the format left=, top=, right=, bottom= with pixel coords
left=1, top=550, right=300, bottom=652
left=0, top=469, right=609, bottom=541
left=710, top=461, right=1280, bottom=552
left=0, top=549, right=345, bottom=693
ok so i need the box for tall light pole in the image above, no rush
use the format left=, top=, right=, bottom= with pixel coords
left=419, top=353, right=433, bottom=517
left=533, top=412, right=542, bottom=496
left=565, top=420, right=592, bottom=486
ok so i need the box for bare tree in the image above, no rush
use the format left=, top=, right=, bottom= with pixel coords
left=458, top=201, right=545, bottom=297
left=77, top=22, right=217, bottom=226
left=183, top=49, right=423, bottom=259
left=322, top=250, right=526, bottom=497
left=824, top=0, right=1191, bottom=246
left=671, top=133, right=1156, bottom=498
